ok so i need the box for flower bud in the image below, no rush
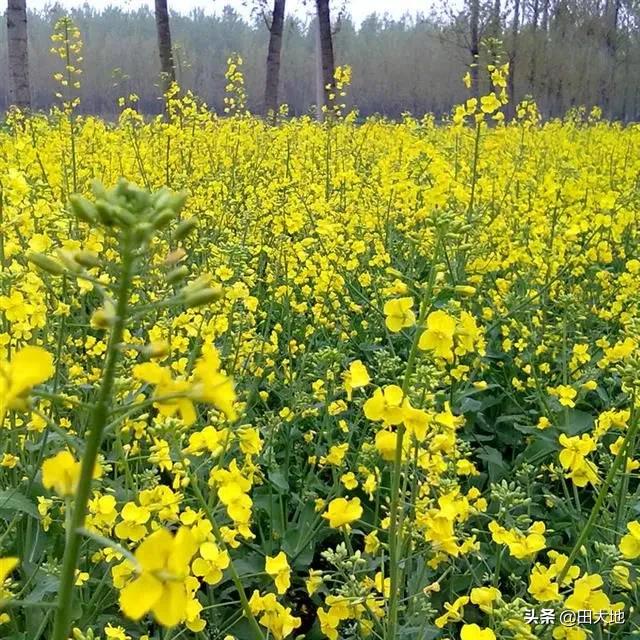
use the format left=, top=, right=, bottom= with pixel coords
left=91, top=179, right=109, bottom=201
left=69, top=195, right=98, bottom=223
left=90, top=301, right=116, bottom=329
left=111, top=206, right=136, bottom=228
left=152, top=188, right=173, bottom=210
left=144, top=341, right=170, bottom=359
left=454, top=285, right=477, bottom=297
left=184, top=287, right=223, bottom=308
left=27, top=252, right=65, bottom=276
left=166, top=265, right=189, bottom=284
left=172, top=218, right=197, bottom=242
left=95, top=201, right=116, bottom=226
left=153, top=208, right=176, bottom=230
left=167, top=191, right=188, bottom=214
left=56, top=249, right=82, bottom=272
left=73, top=250, right=100, bottom=268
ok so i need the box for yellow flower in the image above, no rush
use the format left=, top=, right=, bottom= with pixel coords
left=549, top=384, right=578, bottom=407
left=104, top=625, right=131, bottom=640
left=470, top=586, right=501, bottom=612
left=42, top=450, right=81, bottom=497
left=218, top=482, right=253, bottom=527
left=536, top=416, right=551, bottom=430
left=418, top=310, right=456, bottom=361
left=191, top=542, right=230, bottom=585
left=461, top=624, right=496, bottom=640
left=480, top=93, right=501, bottom=114
left=343, top=360, right=370, bottom=400
left=528, top=565, right=561, bottom=602
left=191, top=346, right=237, bottom=421
left=133, top=362, right=196, bottom=426
left=558, top=434, right=596, bottom=470
left=553, top=628, right=587, bottom=640
left=383, top=297, right=415, bottom=332
left=338, top=471, right=357, bottom=491
left=611, top=564, right=632, bottom=590
left=115, top=503, right=150, bottom=542
left=564, top=573, right=613, bottom=612
left=305, top=569, right=323, bottom=595
left=0, top=346, right=54, bottom=420
left=265, top=551, right=291, bottom=594
left=363, top=385, right=404, bottom=425
left=374, top=429, right=398, bottom=461
left=118, top=527, right=198, bottom=627
left=434, top=595, right=469, bottom=628
left=0, top=557, right=19, bottom=585
left=620, top=521, right=640, bottom=559
left=322, top=497, right=363, bottom=531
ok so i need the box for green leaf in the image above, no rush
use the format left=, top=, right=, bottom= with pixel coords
left=561, top=409, right=594, bottom=435
left=268, top=468, right=289, bottom=493
left=0, top=489, right=39, bottom=520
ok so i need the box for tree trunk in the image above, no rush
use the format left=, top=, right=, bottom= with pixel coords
left=507, top=0, right=520, bottom=115
left=528, top=0, right=539, bottom=95
left=6, top=0, right=31, bottom=109
left=263, top=0, right=285, bottom=121
left=315, top=0, right=335, bottom=118
left=315, top=19, right=324, bottom=121
left=601, top=0, right=619, bottom=117
left=154, top=0, right=175, bottom=94
left=469, top=0, right=480, bottom=97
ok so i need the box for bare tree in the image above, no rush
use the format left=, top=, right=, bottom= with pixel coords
left=528, top=0, right=540, bottom=95
left=315, top=0, right=335, bottom=118
left=154, top=0, right=175, bottom=93
left=601, top=0, right=620, bottom=116
left=507, top=0, right=520, bottom=111
left=6, top=0, right=31, bottom=109
left=263, top=0, right=286, bottom=120
left=469, top=0, right=480, bottom=96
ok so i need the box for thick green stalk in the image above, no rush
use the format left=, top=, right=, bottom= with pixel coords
left=52, top=233, right=135, bottom=640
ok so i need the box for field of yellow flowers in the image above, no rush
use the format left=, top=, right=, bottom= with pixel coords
left=2, top=31, right=640, bottom=640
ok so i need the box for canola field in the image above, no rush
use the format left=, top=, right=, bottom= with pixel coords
left=2, top=58, right=640, bottom=640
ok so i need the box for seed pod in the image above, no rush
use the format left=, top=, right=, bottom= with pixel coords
left=56, top=249, right=82, bottom=272
left=69, top=194, right=98, bottom=223
left=184, top=287, right=223, bottom=308
left=73, top=250, right=100, bottom=268
left=90, top=306, right=115, bottom=329
left=166, top=265, right=189, bottom=284
left=166, top=190, right=188, bottom=214
left=95, top=201, right=116, bottom=226
left=454, top=285, right=476, bottom=297
left=28, top=252, right=65, bottom=276
left=90, top=180, right=109, bottom=201
left=152, top=188, right=173, bottom=211
left=153, top=208, right=176, bottom=230
left=172, top=218, right=197, bottom=242
left=111, top=206, right=136, bottom=228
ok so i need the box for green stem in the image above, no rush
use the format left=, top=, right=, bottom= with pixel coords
left=51, top=233, right=135, bottom=640
left=557, top=393, right=639, bottom=585
left=386, top=236, right=441, bottom=639
left=190, top=478, right=266, bottom=640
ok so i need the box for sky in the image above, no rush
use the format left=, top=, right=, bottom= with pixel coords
left=27, top=0, right=431, bottom=25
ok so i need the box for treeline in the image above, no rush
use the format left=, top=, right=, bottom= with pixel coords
left=1, top=1, right=640, bottom=120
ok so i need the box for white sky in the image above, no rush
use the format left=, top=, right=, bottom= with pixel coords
left=27, top=0, right=431, bottom=24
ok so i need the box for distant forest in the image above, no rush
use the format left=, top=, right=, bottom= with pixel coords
left=2, top=1, right=640, bottom=120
